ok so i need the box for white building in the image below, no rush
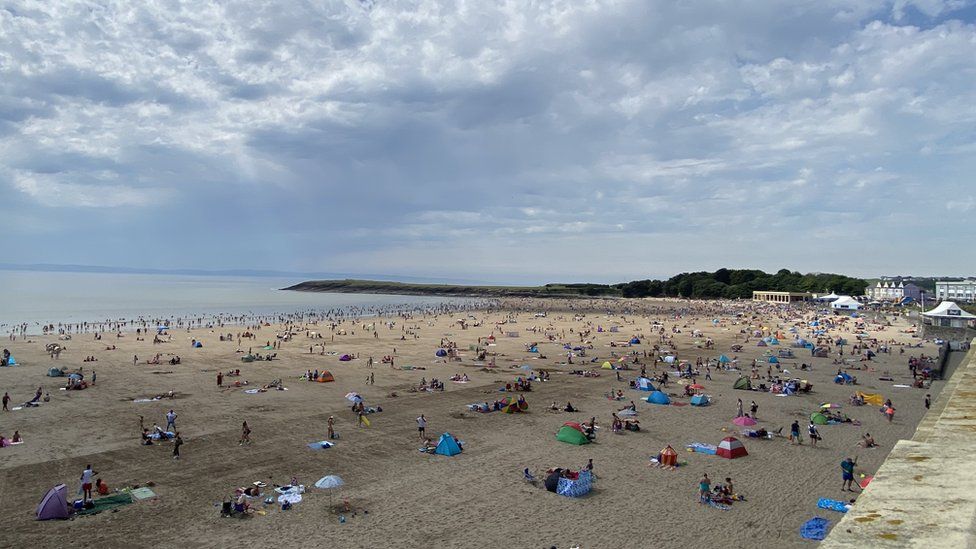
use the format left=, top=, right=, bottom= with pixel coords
left=935, top=280, right=976, bottom=303
left=866, top=279, right=925, bottom=302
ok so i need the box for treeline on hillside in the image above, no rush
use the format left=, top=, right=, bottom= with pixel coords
left=614, top=269, right=867, bottom=299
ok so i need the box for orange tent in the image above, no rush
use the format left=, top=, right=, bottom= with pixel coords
left=659, top=445, right=678, bottom=467
left=317, top=371, right=335, bottom=382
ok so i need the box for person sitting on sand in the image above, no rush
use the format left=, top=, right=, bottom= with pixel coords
left=564, top=402, right=577, bottom=413
left=234, top=491, right=252, bottom=514
left=95, top=478, right=109, bottom=495
left=549, top=401, right=559, bottom=411
left=11, top=431, right=21, bottom=443
left=141, top=429, right=154, bottom=445
left=860, top=433, right=876, bottom=448
left=421, top=437, right=435, bottom=452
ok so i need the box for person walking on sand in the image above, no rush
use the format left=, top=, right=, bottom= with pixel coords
left=924, top=394, right=931, bottom=410
left=133, top=355, right=138, bottom=366
left=698, top=473, right=711, bottom=504
left=217, top=371, right=223, bottom=387
left=327, top=416, right=335, bottom=439
left=240, top=421, right=251, bottom=445
left=736, top=398, right=744, bottom=418
left=790, top=420, right=801, bottom=445
left=357, top=409, right=367, bottom=428
left=841, top=457, right=858, bottom=492
left=417, top=414, right=427, bottom=439
left=750, top=400, right=758, bottom=419
left=2, top=391, right=9, bottom=411
left=165, top=409, right=177, bottom=432
left=173, top=432, right=183, bottom=460
left=808, top=422, right=821, bottom=446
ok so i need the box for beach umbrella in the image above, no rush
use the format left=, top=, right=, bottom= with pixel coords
left=732, top=416, right=757, bottom=426
left=314, top=475, right=345, bottom=512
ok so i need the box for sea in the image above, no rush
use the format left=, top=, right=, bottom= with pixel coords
left=0, top=270, right=477, bottom=328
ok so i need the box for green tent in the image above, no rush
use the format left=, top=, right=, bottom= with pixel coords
left=555, top=425, right=590, bottom=445
left=810, top=412, right=829, bottom=425
left=733, top=377, right=751, bottom=390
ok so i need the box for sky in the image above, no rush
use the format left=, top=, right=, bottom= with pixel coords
left=1, top=0, right=975, bottom=285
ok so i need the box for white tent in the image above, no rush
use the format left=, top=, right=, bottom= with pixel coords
left=923, top=302, right=975, bottom=328
left=830, top=296, right=861, bottom=310
left=923, top=301, right=976, bottom=319
left=815, top=293, right=840, bottom=302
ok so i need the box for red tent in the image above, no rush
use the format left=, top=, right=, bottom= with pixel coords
left=715, top=436, right=748, bottom=459
left=659, top=445, right=678, bottom=467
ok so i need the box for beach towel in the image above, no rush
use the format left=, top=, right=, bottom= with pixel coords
left=892, top=384, right=911, bottom=388
left=306, top=441, right=335, bottom=450
left=817, top=498, right=850, bottom=513
left=129, top=487, right=156, bottom=500
left=76, top=493, right=134, bottom=516
left=800, top=517, right=830, bottom=540
left=243, top=389, right=260, bottom=394
left=707, top=499, right=731, bottom=511
left=686, top=443, right=717, bottom=455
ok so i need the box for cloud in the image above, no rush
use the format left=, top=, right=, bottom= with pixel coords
left=0, top=1, right=974, bottom=280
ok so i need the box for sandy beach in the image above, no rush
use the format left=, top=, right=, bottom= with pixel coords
left=0, top=298, right=948, bottom=548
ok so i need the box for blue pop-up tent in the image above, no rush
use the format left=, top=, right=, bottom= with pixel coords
left=434, top=433, right=462, bottom=456
left=647, top=391, right=671, bottom=405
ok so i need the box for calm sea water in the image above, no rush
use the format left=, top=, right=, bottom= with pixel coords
left=0, top=271, right=475, bottom=327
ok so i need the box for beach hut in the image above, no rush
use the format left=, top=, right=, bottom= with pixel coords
left=556, top=425, right=590, bottom=445
left=659, top=445, right=678, bottom=467
left=810, top=412, right=829, bottom=425
left=434, top=433, right=462, bottom=456
left=646, top=391, right=670, bottom=405
left=36, top=484, right=69, bottom=520
left=317, top=371, right=335, bottom=383
left=715, top=437, right=747, bottom=459
left=690, top=394, right=710, bottom=406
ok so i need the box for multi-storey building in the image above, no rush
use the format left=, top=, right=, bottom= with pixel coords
left=935, top=280, right=976, bottom=303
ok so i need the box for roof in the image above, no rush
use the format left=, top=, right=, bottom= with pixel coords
left=923, top=301, right=976, bottom=319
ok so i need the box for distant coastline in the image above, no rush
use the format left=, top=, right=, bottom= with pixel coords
left=282, top=279, right=621, bottom=298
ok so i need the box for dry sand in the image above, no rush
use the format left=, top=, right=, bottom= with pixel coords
left=0, top=298, right=946, bottom=548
